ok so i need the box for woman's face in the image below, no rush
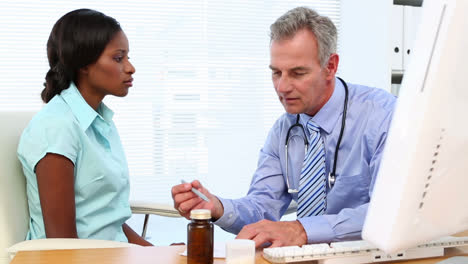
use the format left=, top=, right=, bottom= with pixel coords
left=81, top=30, right=135, bottom=99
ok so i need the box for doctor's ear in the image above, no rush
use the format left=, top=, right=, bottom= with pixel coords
left=325, top=53, right=339, bottom=79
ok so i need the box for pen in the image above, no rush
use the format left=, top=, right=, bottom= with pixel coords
left=181, top=180, right=210, bottom=202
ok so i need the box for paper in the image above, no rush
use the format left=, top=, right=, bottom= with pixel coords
left=180, top=242, right=226, bottom=258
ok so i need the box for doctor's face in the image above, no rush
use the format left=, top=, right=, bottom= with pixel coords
left=270, top=29, right=334, bottom=116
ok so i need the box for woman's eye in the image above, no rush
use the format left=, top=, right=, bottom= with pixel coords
left=114, top=57, right=123, bottom=62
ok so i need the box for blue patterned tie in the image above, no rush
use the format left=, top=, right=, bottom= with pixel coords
left=297, top=119, right=326, bottom=218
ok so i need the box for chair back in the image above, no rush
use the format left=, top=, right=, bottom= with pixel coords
left=0, top=111, right=34, bottom=264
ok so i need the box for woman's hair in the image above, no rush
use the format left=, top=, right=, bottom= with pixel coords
left=270, top=7, right=337, bottom=68
left=41, top=9, right=122, bottom=103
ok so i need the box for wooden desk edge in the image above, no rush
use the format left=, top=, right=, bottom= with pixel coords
left=10, top=245, right=272, bottom=264
left=11, top=233, right=468, bottom=264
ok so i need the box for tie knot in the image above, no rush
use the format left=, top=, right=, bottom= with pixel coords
left=307, top=119, right=320, bottom=133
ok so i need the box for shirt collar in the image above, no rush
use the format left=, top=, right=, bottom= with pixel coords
left=299, top=77, right=346, bottom=134
left=61, top=82, right=114, bottom=131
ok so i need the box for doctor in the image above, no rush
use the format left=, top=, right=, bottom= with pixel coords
left=172, top=6, right=396, bottom=247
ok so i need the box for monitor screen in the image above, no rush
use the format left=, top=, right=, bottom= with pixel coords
left=362, top=0, right=468, bottom=253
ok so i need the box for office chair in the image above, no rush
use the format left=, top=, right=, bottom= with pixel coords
left=0, top=111, right=180, bottom=264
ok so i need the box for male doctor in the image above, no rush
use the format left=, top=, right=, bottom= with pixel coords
left=172, top=6, right=396, bottom=247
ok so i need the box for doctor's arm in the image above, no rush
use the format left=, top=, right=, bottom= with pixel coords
left=172, top=120, right=288, bottom=223
left=215, top=123, right=295, bottom=243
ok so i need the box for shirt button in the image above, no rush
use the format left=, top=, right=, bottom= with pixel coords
left=229, top=213, right=233, bottom=218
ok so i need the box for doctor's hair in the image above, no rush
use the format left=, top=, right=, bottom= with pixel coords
left=41, top=8, right=122, bottom=103
left=270, top=6, right=337, bottom=68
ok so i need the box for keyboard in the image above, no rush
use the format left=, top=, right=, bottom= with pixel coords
left=263, top=236, right=468, bottom=264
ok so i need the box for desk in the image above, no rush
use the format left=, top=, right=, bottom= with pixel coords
left=10, top=245, right=468, bottom=264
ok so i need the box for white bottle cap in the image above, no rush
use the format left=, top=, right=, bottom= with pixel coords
left=225, top=239, right=255, bottom=264
left=190, top=209, right=211, bottom=220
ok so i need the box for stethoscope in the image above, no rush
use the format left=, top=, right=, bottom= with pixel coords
left=285, top=77, right=349, bottom=193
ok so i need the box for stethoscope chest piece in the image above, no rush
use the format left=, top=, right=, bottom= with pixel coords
left=328, top=173, right=336, bottom=189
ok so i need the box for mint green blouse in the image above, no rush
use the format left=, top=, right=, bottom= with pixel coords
left=17, top=83, right=131, bottom=242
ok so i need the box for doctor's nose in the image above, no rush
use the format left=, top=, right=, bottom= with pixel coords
left=276, top=76, right=293, bottom=93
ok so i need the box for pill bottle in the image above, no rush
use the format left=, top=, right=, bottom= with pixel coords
left=187, top=209, right=213, bottom=264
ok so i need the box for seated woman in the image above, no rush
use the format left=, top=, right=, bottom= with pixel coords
left=17, top=8, right=151, bottom=246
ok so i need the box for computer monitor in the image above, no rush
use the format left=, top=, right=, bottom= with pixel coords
left=362, top=0, right=468, bottom=253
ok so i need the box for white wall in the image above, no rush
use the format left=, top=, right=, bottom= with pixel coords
left=339, top=0, right=393, bottom=91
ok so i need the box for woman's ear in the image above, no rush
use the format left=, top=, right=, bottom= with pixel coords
left=79, top=66, right=89, bottom=75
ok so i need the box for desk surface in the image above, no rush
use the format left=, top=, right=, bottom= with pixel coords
left=10, top=245, right=468, bottom=264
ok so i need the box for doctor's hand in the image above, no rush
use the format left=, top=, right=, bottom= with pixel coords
left=171, top=180, right=224, bottom=220
left=236, top=219, right=307, bottom=248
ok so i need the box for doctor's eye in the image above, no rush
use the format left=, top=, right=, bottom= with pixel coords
left=293, top=71, right=306, bottom=77
left=272, top=71, right=281, bottom=77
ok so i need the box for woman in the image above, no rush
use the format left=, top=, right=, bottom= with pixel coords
left=17, top=9, right=152, bottom=246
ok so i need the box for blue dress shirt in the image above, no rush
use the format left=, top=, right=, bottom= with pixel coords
left=17, top=83, right=131, bottom=242
left=215, top=78, right=396, bottom=243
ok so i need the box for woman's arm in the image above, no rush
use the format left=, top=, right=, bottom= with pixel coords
left=36, top=153, right=153, bottom=246
left=122, top=223, right=153, bottom=246
left=35, top=153, right=78, bottom=238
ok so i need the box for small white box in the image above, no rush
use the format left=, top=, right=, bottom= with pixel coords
left=225, top=239, right=255, bottom=264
